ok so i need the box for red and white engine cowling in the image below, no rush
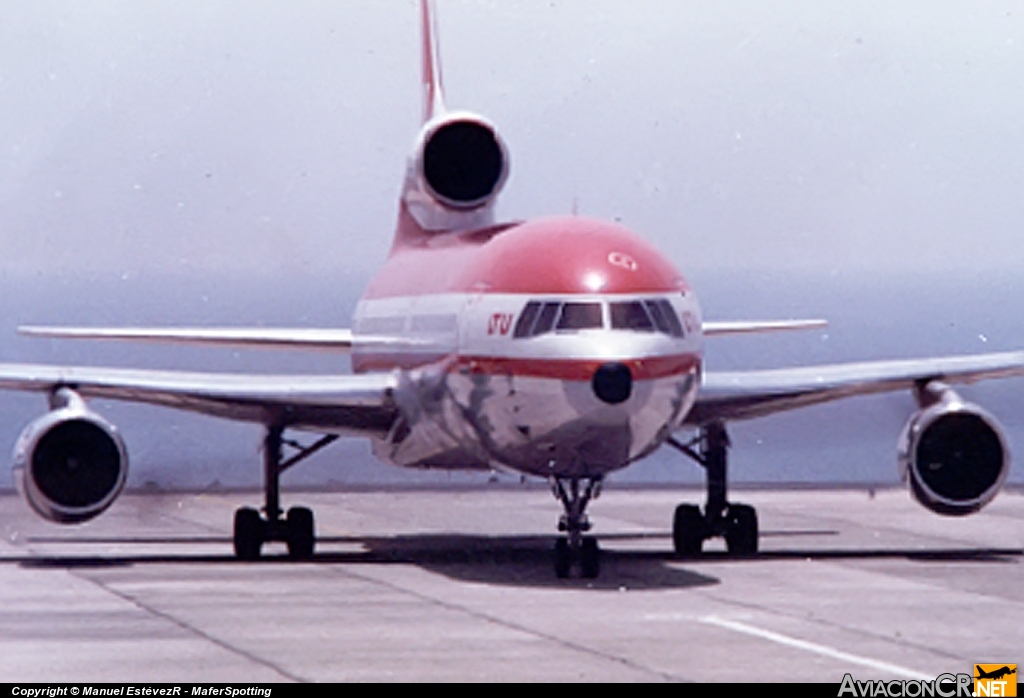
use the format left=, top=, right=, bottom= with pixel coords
left=897, top=382, right=1009, bottom=516
left=12, top=388, right=128, bottom=524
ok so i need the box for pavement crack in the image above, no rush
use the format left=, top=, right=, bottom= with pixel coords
left=71, top=568, right=306, bottom=682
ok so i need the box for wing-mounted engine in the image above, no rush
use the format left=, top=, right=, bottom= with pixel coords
left=12, top=387, right=128, bottom=524
left=897, top=381, right=1009, bottom=516
left=402, top=112, right=510, bottom=232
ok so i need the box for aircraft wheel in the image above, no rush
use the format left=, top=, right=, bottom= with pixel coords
left=553, top=538, right=571, bottom=579
left=672, top=504, right=705, bottom=556
left=286, top=506, right=315, bottom=559
left=234, top=507, right=263, bottom=560
left=725, top=504, right=758, bottom=555
left=580, top=537, right=600, bottom=579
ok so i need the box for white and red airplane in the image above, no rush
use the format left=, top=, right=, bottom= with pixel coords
left=2, top=1, right=1021, bottom=578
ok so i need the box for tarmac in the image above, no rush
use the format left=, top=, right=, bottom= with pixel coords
left=0, top=486, right=1021, bottom=682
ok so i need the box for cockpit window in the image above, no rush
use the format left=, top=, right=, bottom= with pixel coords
left=514, top=300, right=603, bottom=337
left=610, top=301, right=654, bottom=332
left=645, top=299, right=684, bottom=337
left=534, top=302, right=561, bottom=335
left=513, top=298, right=682, bottom=338
left=556, top=302, right=603, bottom=330
left=643, top=300, right=670, bottom=334
left=609, top=299, right=684, bottom=337
left=513, top=301, right=542, bottom=338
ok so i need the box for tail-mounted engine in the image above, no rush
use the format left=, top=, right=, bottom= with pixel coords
left=898, top=381, right=1009, bottom=516
left=403, top=112, right=510, bottom=231
left=12, top=388, right=128, bottom=524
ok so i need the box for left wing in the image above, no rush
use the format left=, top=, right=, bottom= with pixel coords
left=702, top=319, right=827, bottom=337
left=0, top=363, right=399, bottom=435
left=688, top=350, right=1024, bottom=425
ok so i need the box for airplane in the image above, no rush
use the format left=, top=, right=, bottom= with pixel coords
left=975, top=667, right=1016, bottom=681
left=2, top=0, right=1022, bottom=578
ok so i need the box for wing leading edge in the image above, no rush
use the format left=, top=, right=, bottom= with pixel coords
left=689, top=349, right=1024, bottom=425
left=0, top=363, right=400, bottom=436
left=18, top=326, right=435, bottom=351
left=702, top=319, right=827, bottom=336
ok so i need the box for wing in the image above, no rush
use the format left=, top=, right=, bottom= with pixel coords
left=0, top=363, right=399, bottom=436
left=18, top=326, right=433, bottom=351
left=702, top=319, right=827, bottom=336
left=688, top=350, right=1024, bottom=425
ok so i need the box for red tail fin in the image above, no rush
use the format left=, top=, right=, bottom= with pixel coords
left=394, top=1, right=509, bottom=244
left=421, top=0, right=446, bottom=123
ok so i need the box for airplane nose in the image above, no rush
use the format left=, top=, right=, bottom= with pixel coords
left=592, top=362, right=632, bottom=404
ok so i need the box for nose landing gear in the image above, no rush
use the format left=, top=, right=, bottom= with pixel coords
left=551, top=477, right=602, bottom=578
left=667, top=421, right=759, bottom=556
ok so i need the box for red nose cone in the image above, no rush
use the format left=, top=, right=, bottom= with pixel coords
left=456, top=216, right=688, bottom=295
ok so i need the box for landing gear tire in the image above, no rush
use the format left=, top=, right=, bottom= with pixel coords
left=551, top=477, right=602, bottom=578
left=553, top=538, right=571, bottom=579
left=580, top=537, right=600, bottom=579
left=725, top=504, right=758, bottom=555
left=286, top=506, right=315, bottom=559
left=667, top=424, right=761, bottom=557
left=672, top=504, right=705, bottom=556
left=234, top=507, right=263, bottom=560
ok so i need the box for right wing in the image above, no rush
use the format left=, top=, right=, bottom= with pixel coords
left=18, top=326, right=433, bottom=351
left=688, top=350, right=1024, bottom=425
left=0, top=363, right=400, bottom=436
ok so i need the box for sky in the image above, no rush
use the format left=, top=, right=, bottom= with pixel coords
left=1, top=1, right=1024, bottom=490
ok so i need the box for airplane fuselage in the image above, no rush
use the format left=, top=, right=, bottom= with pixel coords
left=352, top=206, right=704, bottom=479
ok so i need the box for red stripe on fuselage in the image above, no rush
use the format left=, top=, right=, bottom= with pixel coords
left=352, top=351, right=700, bottom=381
left=456, top=353, right=700, bottom=381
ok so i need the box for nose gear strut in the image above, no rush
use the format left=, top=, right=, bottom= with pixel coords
left=666, top=421, right=759, bottom=556
left=550, top=477, right=603, bottom=578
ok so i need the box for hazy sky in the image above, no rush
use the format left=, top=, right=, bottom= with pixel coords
left=2, top=2, right=1024, bottom=489
left=2, top=1, right=1023, bottom=280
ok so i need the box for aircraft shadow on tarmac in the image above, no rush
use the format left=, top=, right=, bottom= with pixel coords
left=9, top=529, right=1023, bottom=590
left=12, top=532, right=718, bottom=590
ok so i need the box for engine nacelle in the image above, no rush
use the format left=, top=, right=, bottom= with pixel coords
left=416, top=113, right=509, bottom=209
left=12, top=389, right=128, bottom=524
left=403, top=112, right=510, bottom=231
left=898, top=383, right=1009, bottom=516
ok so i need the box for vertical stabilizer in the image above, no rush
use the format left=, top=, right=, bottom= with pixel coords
left=395, top=0, right=509, bottom=242
left=421, top=0, right=446, bottom=123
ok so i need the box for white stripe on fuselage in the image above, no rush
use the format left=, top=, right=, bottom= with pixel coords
left=353, top=291, right=704, bottom=364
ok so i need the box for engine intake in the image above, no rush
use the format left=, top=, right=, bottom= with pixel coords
left=415, top=113, right=509, bottom=211
left=13, top=389, right=128, bottom=524
left=898, top=383, right=1009, bottom=516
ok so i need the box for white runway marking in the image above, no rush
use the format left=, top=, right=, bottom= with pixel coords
left=699, top=616, right=933, bottom=680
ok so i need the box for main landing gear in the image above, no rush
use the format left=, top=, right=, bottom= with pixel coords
left=551, top=477, right=602, bottom=579
left=666, top=421, right=759, bottom=556
left=232, top=425, right=338, bottom=560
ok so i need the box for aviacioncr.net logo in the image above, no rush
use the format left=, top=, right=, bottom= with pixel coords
left=974, top=665, right=1017, bottom=697
left=838, top=673, right=973, bottom=697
